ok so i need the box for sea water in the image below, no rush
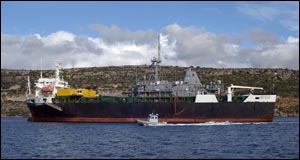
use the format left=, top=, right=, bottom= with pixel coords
left=1, top=117, right=299, bottom=159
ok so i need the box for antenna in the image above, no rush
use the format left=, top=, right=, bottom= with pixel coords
left=158, top=34, right=161, bottom=63
left=40, top=58, right=43, bottom=78
left=27, top=76, right=31, bottom=99
left=150, top=34, right=162, bottom=83
left=55, top=60, right=61, bottom=81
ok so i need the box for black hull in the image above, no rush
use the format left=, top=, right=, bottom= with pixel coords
left=26, top=102, right=275, bottom=123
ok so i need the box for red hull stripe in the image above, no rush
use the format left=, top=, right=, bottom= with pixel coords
left=28, top=117, right=273, bottom=123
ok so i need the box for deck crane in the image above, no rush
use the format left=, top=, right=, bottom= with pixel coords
left=227, top=84, right=263, bottom=102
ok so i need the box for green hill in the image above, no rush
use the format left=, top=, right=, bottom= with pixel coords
left=1, top=65, right=299, bottom=117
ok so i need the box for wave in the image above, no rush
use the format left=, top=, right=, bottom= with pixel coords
left=147, top=121, right=299, bottom=126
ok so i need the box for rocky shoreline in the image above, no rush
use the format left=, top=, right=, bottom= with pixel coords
left=1, top=66, right=299, bottom=118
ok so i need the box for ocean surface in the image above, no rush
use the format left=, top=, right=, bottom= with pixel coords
left=1, top=117, right=299, bottom=159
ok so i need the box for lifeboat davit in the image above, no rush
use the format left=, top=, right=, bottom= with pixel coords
left=41, top=86, right=53, bottom=92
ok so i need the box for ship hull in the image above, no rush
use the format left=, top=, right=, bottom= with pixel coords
left=26, top=102, right=275, bottom=123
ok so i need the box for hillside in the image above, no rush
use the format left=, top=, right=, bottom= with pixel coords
left=1, top=65, right=299, bottom=117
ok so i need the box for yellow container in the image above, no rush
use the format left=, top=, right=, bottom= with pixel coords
left=57, top=88, right=96, bottom=97
left=56, top=88, right=75, bottom=96
left=79, top=89, right=96, bottom=97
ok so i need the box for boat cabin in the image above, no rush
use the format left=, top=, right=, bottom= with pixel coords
left=147, top=113, right=159, bottom=123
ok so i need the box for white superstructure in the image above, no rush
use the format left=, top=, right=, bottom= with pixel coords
left=195, top=94, right=218, bottom=103
left=31, top=62, right=70, bottom=104
left=226, top=84, right=276, bottom=103
left=243, top=94, right=276, bottom=102
left=194, top=84, right=276, bottom=103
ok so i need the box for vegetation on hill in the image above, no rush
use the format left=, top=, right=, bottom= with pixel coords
left=1, top=65, right=299, bottom=117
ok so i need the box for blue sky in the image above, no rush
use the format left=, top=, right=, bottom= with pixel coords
left=1, top=1, right=299, bottom=69
left=2, top=1, right=298, bottom=38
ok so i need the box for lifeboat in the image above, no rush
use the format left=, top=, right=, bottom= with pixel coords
left=41, top=86, right=54, bottom=92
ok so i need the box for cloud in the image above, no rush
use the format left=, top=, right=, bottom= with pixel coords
left=1, top=24, right=299, bottom=70
left=245, top=36, right=299, bottom=69
left=287, top=36, right=299, bottom=43
left=246, top=28, right=280, bottom=44
left=42, top=31, right=75, bottom=46
left=90, top=24, right=157, bottom=45
left=162, top=24, right=243, bottom=67
left=1, top=30, right=158, bottom=69
left=237, top=2, right=299, bottom=31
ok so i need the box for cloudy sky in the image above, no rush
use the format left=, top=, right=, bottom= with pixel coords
left=1, top=1, right=299, bottom=70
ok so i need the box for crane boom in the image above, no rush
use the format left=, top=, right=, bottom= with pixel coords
left=227, top=84, right=263, bottom=102
left=230, top=84, right=263, bottom=90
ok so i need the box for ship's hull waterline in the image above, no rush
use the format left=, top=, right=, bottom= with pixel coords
left=27, top=102, right=275, bottom=123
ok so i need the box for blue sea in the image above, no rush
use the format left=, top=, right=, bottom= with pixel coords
left=1, top=117, right=299, bottom=159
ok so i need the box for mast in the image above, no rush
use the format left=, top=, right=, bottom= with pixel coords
left=40, top=58, right=43, bottom=78
left=27, top=76, right=31, bottom=99
left=55, top=61, right=61, bottom=81
left=158, top=34, right=161, bottom=63
left=151, top=34, right=162, bottom=83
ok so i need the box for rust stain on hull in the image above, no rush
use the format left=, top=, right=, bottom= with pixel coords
left=28, top=117, right=273, bottom=123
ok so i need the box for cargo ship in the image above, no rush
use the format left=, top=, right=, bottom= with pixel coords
left=25, top=36, right=276, bottom=123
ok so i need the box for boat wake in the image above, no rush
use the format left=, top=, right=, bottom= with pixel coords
left=147, top=121, right=269, bottom=126
left=144, top=121, right=298, bottom=126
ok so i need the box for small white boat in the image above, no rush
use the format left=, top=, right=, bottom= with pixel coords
left=136, top=113, right=167, bottom=126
